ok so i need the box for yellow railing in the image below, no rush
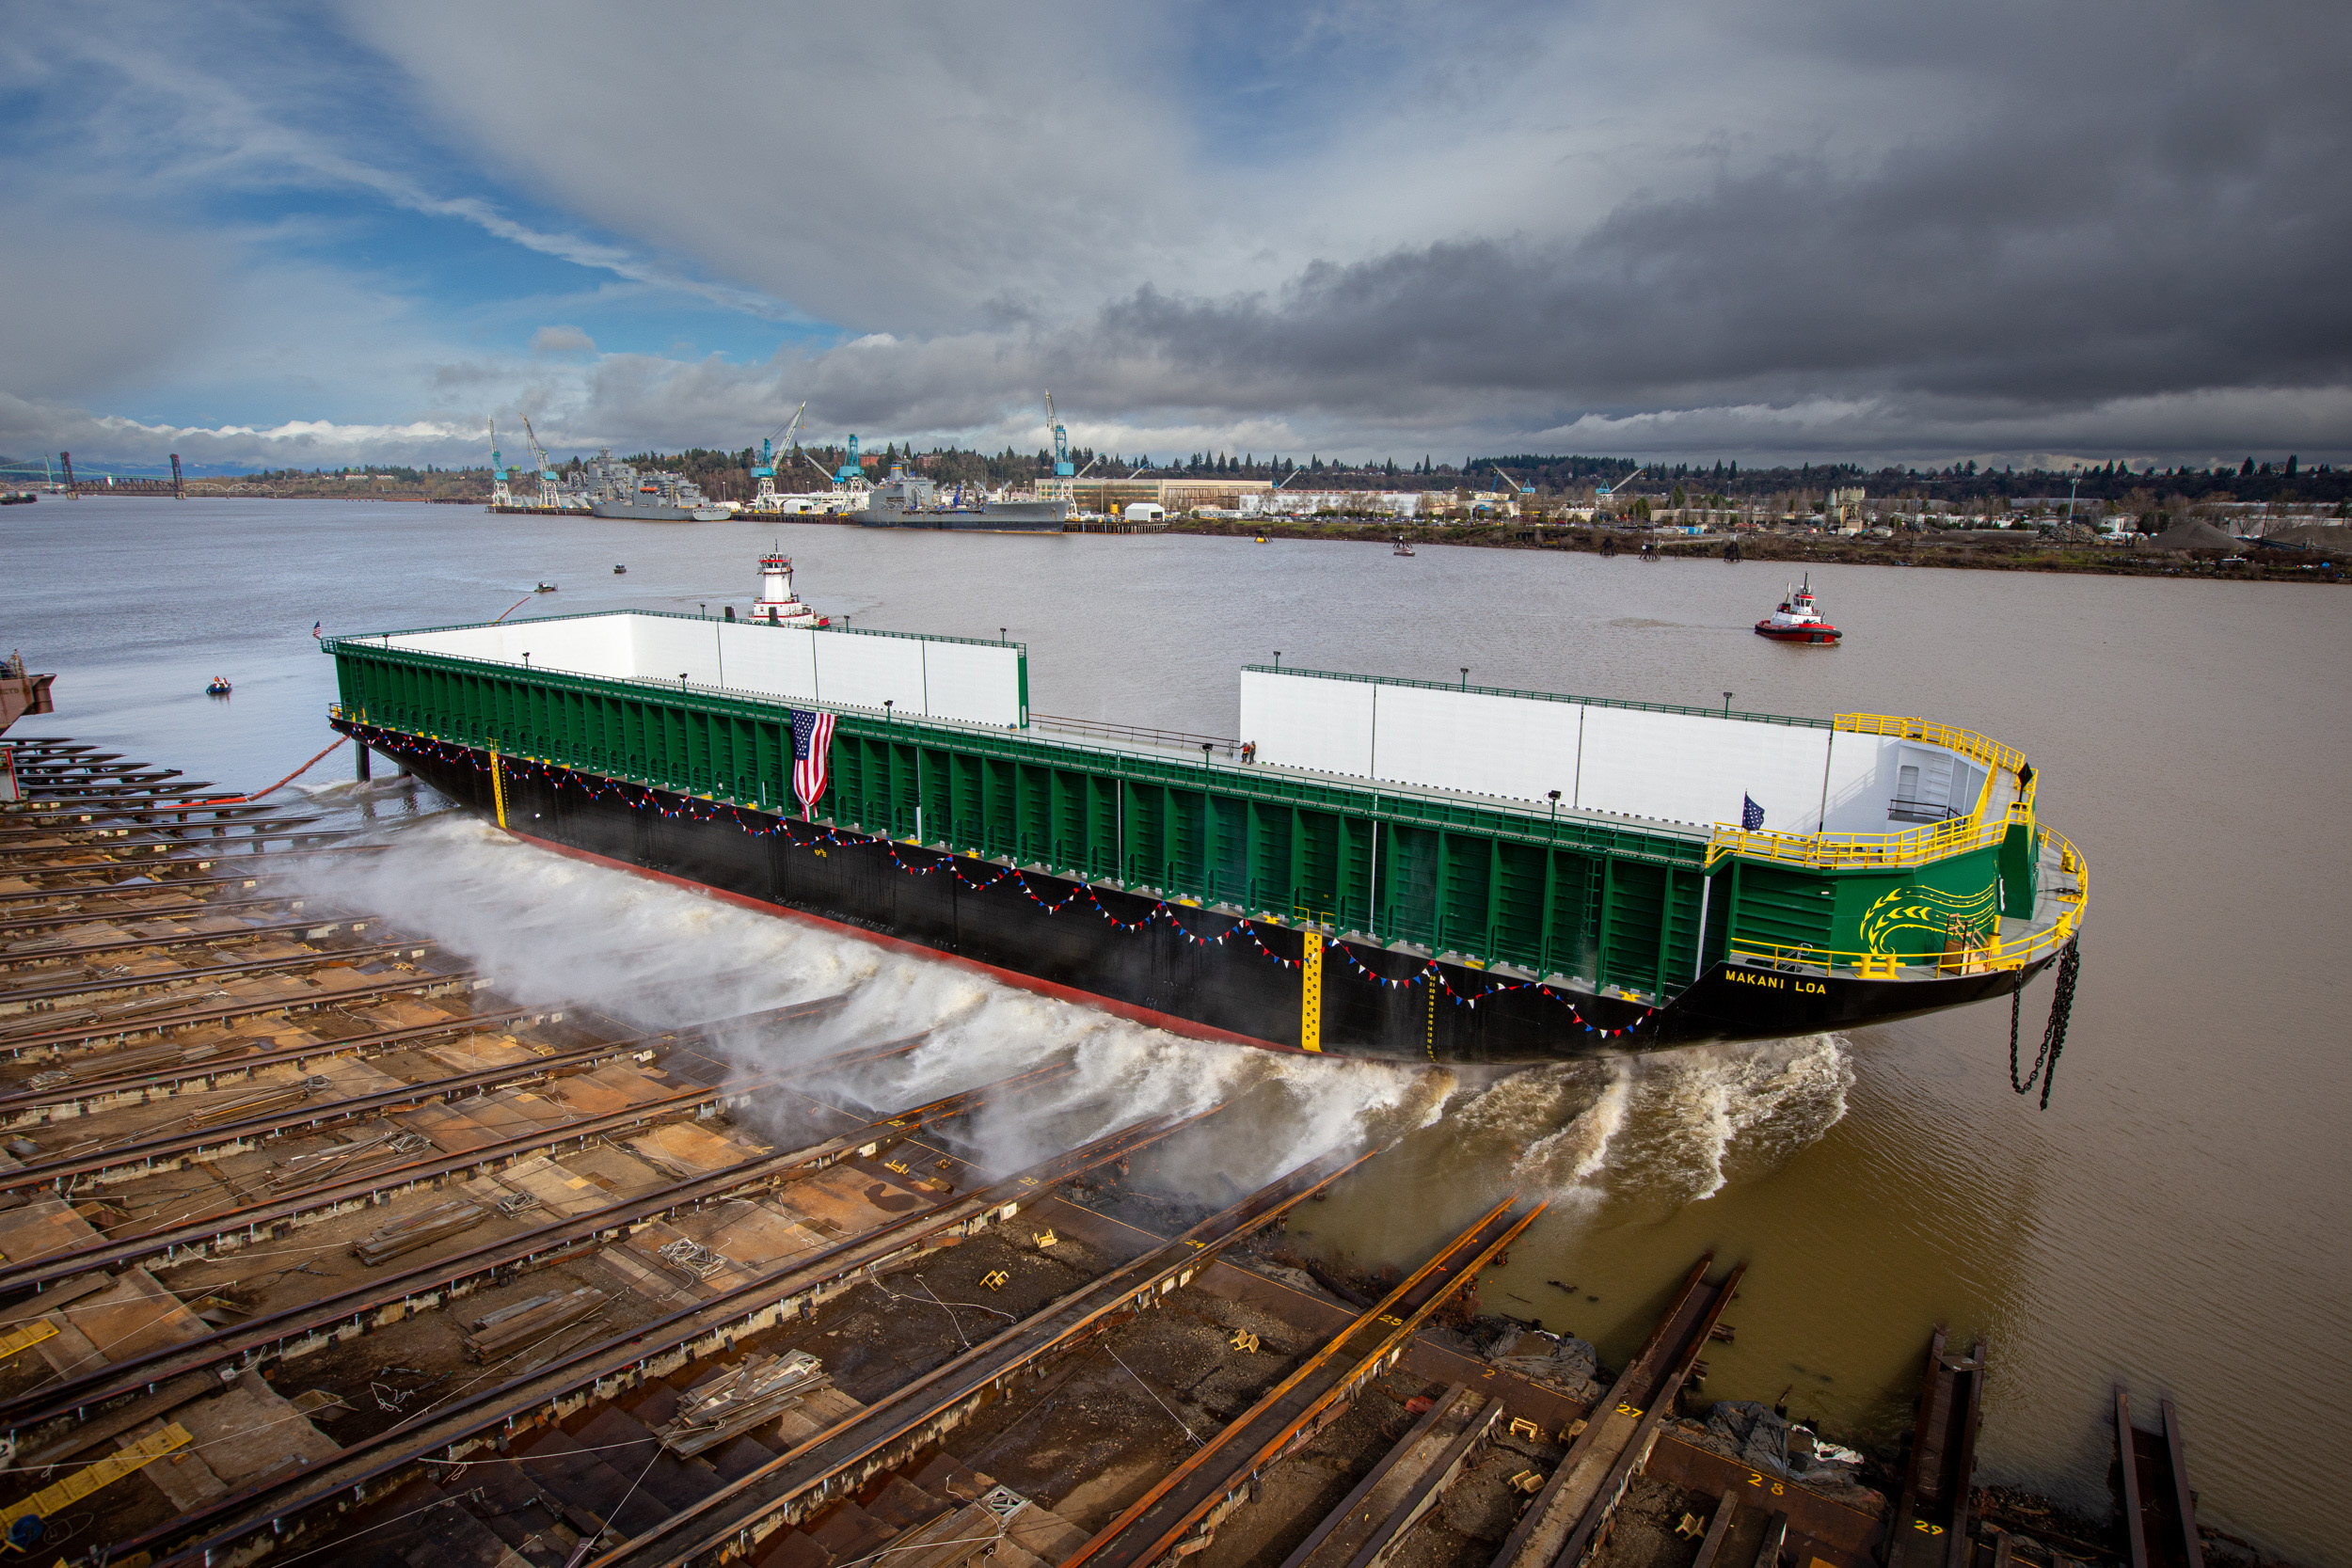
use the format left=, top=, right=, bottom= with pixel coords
left=2041, top=823, right=2087, bottom=904
left=1833, top=712, right=2026, bottom=775
left=1729, top=824, right=2087, bottom=977
left=1707, top=711, right=2032, bottom=869
left=1729, top=912, right=2078, bottom=977
left=1707, top=810, right=2004, bottom=870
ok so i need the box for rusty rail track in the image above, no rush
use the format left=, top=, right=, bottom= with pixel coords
left=1067, top=1195, right=1546, bottom=1568
left=0, top=1022, right=901, bottom=1293
left=0, top=1037, right=1019, bottom=1443
left=0, top=894, right=332, bottom=935
left=0, top=989, right=849, bottom=1124
left=140, top=1105, right=1216, bottom=1568
left=0, top=935, right=439, bottom=1007
left=1490, top=1254, right=1744, bottom=1568
left=0, top=960, right=485, bottom=1059
left=1883, top=1329, right=1987, bottom=1568
left=0, top=865, right=351, bottom=906
left=0, top=911, right=383, bottom=967
left=590, top=1142, right=1386, bottom=1568
left=2116, top=1389, right=2203, bottom=1568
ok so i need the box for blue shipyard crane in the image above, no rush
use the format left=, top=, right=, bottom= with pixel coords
left=519, top=416, right=564, bottom=509
left=1041, top=391, right=1075, bottom=501
left=750, top=404, right=806, bottom=512
left=487, top=420, right=511, bottom=508
left=1491, top=462, right=1534, bottom=497
left=833, top=434, right=866, bottom=488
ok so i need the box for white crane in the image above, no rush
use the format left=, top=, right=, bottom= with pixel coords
left=1595, top=463, right=1647, bottom=504
left=1491, top=462, right=1534, bottom=497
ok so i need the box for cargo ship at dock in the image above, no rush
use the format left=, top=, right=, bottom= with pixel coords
left=322, top=566, right=2086, bottom=1063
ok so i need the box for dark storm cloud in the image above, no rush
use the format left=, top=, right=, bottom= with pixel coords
left=7, top=0, right=2347, bottom=466
left=1080, top=20, right=2352, bottom=435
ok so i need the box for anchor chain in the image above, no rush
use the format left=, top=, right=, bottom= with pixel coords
left=2010, top=938, right=2080, bottom=1109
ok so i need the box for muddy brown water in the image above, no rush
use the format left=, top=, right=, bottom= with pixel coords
left=10, top=499, right=2346, bottom=1563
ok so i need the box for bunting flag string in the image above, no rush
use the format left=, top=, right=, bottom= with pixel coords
left=351, top=727, right=1655, bottom=1037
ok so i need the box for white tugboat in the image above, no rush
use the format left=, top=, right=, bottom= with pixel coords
left=1754, top=574, right=1842, bottom=643
left=750, top=553, right=828, bottom=627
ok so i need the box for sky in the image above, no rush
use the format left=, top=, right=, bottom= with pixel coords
left=3, top=0, right=2347, bottom=475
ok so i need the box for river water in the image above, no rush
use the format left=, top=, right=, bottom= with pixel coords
left=10, top=499, right=2347, bottom=1562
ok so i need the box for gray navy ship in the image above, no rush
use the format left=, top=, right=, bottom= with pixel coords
left=854, top=461, right=1068, bottom=532
left=578, top=449, right=729, bottom=521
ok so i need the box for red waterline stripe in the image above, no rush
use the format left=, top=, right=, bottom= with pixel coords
left=503, top=827, right=1300, bottom=1057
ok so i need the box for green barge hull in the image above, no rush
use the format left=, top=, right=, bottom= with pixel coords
left=324, top=614, right=2087, bottom=1062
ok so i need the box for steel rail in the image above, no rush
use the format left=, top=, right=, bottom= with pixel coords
left=0, top=1029, right=665, bottom=1197
left=0, top=823, right=328, bottom=857
left=1066, top=1194, right=1547, bottom=1568
left=0, top=856, right=384, bottom=906
left=0, top=797, right=301, bottom=821
left=0, top=1039, right=1025, bottom=1441
left=0, top=840, right=386, bottom=883
left=0, top=1070, right=755, bottom=1291
left=8, top=784, right=221, bottom=804
left=1485, top=1255, right=1713, bottom=1568
left=0, top=895, right=331, bottom=936
left=16, top=763, right=174, bottom=781
left=591, top=1142, right=1386, bottom=1568
left=0, top=1002, right=555, bottom=1126
left=0, top=1014, right=912, bottom=1292
left=0, top=990, right=857, bottom=1188
left=5, top=799, right=284, bottom=822
left=4, top=800, right=316, bottom=822
left=0, top=808, right=294, bottom=841
left=1531, top=1261, right=1742, bottom=1568
left=0, top=826, right=362, bottom=866
left=0, top=990, right=845, bottom=1122
left=1279, top=1386, right=1504, bottom=1568
left=0, top=958, right=482, bottom=1059
left=20, top=776, right=191, bottom=795
left=141, top=1105, right=1215, bottom=1568
left=0, top=936, right=438, bottom=1006
left=0, top=912, right=384, bottom=969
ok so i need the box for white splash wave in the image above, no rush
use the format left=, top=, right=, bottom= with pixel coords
left=294, top=815, right=1453, bottom=1184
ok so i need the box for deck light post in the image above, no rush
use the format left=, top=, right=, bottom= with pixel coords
left=1548, top=788, right=1561, bottom=840
left=1200, top=742, right=1216, bottom=896
left=699, top=603, right=707, bottom=618
left=1723, top=690, right=1733, bottom=716
left=883, top=699, right=894, bottom=724
left=520, top=653, right=530, bottom=670
left=1460, top=667, right=1470, bottom=689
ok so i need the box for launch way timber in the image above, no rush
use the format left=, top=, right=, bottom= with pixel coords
left=322, top=595, right=2086, bottom=1062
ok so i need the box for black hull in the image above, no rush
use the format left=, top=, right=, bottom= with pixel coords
left=342, top=724, right=2045, bottom=1065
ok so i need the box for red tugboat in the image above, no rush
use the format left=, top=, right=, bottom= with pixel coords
left=1754, top=575, right=1841, bottom=643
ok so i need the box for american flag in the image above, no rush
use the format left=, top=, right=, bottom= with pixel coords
left=1741, top=794, right=1766, bottom=831
left=789, top=708, right=837, bottom=816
